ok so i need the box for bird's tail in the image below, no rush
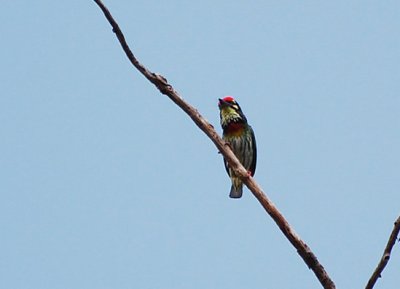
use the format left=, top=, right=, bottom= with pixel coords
left=229, top=178, right=243, bottom=198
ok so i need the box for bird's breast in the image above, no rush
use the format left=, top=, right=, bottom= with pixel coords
left=224, top=123, right=245, bottom=137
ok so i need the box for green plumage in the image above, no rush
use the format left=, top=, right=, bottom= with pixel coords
left=218, top=97, right=257, bottom=198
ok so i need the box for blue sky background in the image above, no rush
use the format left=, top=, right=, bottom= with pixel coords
left=1, top=1, right=399, bottom=289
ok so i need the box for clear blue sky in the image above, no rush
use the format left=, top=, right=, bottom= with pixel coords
left=1, top=1, right=399, bottom=288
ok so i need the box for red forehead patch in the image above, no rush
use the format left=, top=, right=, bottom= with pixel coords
left=222, top=96, right=235, bottom=102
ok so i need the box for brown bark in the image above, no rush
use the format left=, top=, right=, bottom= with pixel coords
left=93, top=1, right=336, bottom=288
left=93, top=1, right=398, bottom=289
left=366, top=216, right=400, bottom=289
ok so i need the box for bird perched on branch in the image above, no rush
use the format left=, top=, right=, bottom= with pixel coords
left=218, top=96, right=257, bottom=198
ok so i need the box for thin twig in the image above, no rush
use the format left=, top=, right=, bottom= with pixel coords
left=366, top=216, right=400, bottom=289
left=93, top=1, right=336, bottom=288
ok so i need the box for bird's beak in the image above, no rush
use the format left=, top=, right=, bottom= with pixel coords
left=218, top=98, right=230, bottom=108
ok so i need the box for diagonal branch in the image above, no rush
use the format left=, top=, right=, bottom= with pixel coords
left=93, top=1, right=336, bottom=288
left=365, top=216, right=400, bottom=289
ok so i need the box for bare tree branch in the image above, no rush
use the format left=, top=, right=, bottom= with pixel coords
left=366, top=216, right=400, bottom=289
left=93, top=1, right=336, bottom=288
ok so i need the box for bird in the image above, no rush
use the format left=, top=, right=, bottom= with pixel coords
left=218, top=96, right=257, bottom=198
